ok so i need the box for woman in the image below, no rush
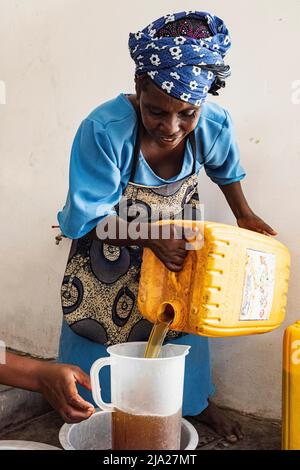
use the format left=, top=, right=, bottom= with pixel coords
left=57, top=11, right=276, bottom=442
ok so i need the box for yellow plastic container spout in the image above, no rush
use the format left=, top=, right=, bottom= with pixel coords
left=138, top=220, right=290, bottom=337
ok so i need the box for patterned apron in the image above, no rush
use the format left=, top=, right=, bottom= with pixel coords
left=60, top=122, right=200, bottom=346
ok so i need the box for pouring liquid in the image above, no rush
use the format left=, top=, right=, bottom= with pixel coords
left=144, top=320, right=171, bottom=358
left=144, top=304, right=175, bottom=358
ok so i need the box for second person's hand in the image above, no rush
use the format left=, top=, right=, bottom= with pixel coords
left=36, top=363, right=95, bottom=423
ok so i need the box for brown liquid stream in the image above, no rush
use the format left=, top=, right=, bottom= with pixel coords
left=144, top=320, right=171, bottom=358
left=144, top=304, right=175, bottom=358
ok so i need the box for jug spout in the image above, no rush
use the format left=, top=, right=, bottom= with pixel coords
left=162, top=344, right=191, bottom=358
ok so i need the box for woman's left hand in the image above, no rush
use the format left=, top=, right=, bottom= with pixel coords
left=237, top=213, right=278, bottom=236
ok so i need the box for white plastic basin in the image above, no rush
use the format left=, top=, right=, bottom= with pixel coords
left=59, top=410, right=199, bottom=450
left=0, top=440, right=60, bottom=450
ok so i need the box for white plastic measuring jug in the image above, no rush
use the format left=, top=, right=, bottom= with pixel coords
left=90, top=341, right=190, bottom=450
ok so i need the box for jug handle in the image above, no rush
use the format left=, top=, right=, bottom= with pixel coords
left=90, top=357, right=115, bottom=412
left=169, top=271, right=181, bottom=293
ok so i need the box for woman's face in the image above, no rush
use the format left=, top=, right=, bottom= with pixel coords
left=136, top=79, right=201, bottom=148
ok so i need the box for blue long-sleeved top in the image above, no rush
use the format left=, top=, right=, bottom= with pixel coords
left=58, top=93, right=245, bottom=239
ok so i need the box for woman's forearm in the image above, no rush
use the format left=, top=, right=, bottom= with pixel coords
left=0, top=352, right=45, bottom=392
left=218, top=181, right=254, bottom=219
left=88, top=216, right=186, bottom=251
left=88, top=215, right=152, bottom=247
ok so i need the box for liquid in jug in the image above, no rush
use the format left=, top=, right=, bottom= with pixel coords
left=112, top=408, right=181, bottom=450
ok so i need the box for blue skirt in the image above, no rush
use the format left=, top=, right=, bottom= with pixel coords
left=58, top=320, right=215, bottom=416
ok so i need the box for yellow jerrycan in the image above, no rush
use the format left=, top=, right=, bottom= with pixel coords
left=282, top=321, right=300, bottom=450
left=138, top=220, right=290, bottom=337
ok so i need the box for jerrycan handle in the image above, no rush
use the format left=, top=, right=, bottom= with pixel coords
left=169, top=271, right=182, bottom=293
left=90, top=357, right=115, bottom=412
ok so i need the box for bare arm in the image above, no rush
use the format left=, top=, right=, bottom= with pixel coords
left=88, top=216, right=151, bottom=247
left=219, top=181, right=277, bottom=236
left=0, top=352, right=42, bottom=391
left=0, top=352, right=95, bottom=423
left=88, top=215, right=197, bottom=272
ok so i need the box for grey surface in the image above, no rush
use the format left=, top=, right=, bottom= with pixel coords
left=0, top=411, right=64, bottom=448
left=188, top=409, right=282, bottom=450
left=0, top=408, right=281, bottom=450
left=0, top=386, right=51, bottom=433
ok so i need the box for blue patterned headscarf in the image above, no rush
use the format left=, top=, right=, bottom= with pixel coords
left=129, top=11, right=231, bottom=106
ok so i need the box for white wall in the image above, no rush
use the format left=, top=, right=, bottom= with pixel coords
left=0, top=0, right=299, bottom=418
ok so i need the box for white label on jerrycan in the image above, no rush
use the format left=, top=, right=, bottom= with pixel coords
left=240, top=249, right=275, bottom=321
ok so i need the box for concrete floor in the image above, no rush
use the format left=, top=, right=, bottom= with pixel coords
left=0, top=408, right=281, bottom=450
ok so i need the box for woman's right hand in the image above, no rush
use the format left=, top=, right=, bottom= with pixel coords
left=147, top=224, right=197, bottom=272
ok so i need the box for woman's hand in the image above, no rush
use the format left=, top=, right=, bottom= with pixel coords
left=36, top=363, right=95, bottom=423
left=237, top=213, right=277, bottom=236
left=147, top=224, right=198, bottom=272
